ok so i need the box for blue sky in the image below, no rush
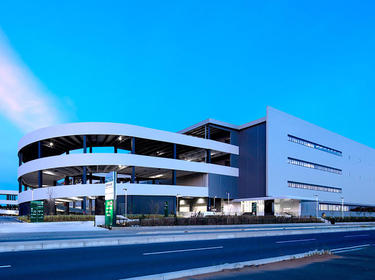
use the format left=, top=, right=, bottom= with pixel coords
left=0, top=1, right=374, bottom=189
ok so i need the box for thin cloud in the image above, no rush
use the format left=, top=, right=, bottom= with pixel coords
left=0, top=30, right=62, bottom=132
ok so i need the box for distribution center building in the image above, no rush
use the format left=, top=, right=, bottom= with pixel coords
left=17, top=107, right=375, bottom=217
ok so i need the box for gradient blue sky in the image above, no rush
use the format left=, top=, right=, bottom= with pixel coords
left=0, top=1, right=374, bottom=189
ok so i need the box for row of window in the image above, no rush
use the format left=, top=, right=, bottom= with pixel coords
left=288, top=181, right=342, bottom=193
left=319, top=204, right=349, bottom=212
left=288, top=157, right=342, bottom=175
left=288, top=135, right=342, bottom=156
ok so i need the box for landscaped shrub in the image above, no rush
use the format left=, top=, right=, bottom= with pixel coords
left=43, top=215, right=95, bottom=222
left=134, top=215, right=323, bottom=227
left=326, top=216, right=375, bottom=223
left=17, top=215, right=95, bottom=223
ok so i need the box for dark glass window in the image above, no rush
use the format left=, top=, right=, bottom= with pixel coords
left=288, top=135, right=342, bottom=156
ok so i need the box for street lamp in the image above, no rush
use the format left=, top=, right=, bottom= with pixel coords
left=341, top=196, right=344, bottom=219
left=314, top=194, right=319, bottom=219
left=123, top=188, right=128, bottom=218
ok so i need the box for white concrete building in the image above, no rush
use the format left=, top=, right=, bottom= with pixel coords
left=15, top=107, right=375, bottom=217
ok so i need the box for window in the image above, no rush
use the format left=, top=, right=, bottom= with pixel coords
left=288, top=157, right=342, bottom=175
left=319, top=204, right=349, bottom=212
left=288, top=181, right=342, bottom=193
left=288, top=135, right=342, bottom=156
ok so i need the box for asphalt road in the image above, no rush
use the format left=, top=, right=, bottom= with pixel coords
left=0, top=229, right=374, bottom=280
left=199, top=245, right=375, bottom=280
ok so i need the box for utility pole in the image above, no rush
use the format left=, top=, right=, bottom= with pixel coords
left=123, top=188, right=127, bottom=218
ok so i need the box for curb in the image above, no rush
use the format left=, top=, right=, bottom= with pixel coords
left=123, top=250, right=325, bottom=280
left=0, top=226, right=374, bottom=253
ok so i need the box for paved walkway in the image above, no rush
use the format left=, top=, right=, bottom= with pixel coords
left=0, top=220, right=106, bottom=234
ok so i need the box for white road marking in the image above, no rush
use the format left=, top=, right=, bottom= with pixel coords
left=333, top=248, right=367, bottom=254
left=331, top=244, right=370, bottom=254
left=276, top=238, right=316, bottom=244
left=143, top=246, right=223, bottom=256
left=344, top=234, right=370, bottom=238
left=0, top=265, right=11, bottom=268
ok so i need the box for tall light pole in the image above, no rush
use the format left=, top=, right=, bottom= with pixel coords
left=123, top=188, right=127, bottom=218
left=341, top=196, right=344, bottom=219
left=314, top=194, right=319, bottom=219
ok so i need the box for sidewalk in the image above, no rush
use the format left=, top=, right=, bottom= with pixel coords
left=0, top=221, right=107, bottom=234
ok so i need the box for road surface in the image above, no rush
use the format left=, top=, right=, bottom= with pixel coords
left=0, top=229, right=374, bottom=279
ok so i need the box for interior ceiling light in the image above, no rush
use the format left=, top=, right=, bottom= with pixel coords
left=69, top=197, right=83, bottom=201
left=55, top=198, right=72, bottom=203
left=150, top=174, right=164, bottom=179
left=118, top=136, right=123, bottom=141
left=49, top=142, right=54, bottom=147
left=43, top=170, right=56, bottom=176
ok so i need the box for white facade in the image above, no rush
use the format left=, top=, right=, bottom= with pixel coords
left=14, top=108, right=375, bottom=216
left=267, top=107, right=375, bottom=206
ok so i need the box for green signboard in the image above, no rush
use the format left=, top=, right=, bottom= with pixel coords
left=105, top=171, right=117, bottom=227
left=105, top=200, right=114, bottom=226
left=30, top=200, right=44, bottom=223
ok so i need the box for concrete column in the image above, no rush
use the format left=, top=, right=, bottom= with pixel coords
left=207, top=197, right=211, bottom=211
left=206, top=150, right=211, bottom=163
left=89, top=199, right=93, bottom=215
left=18, top=178, right=22, bottom=193
left=205, top=125, right=211, bottom=163
left=18, top=152, right=23, bottom=166
left=82, top=136, right=87, bottom=184
left=114, top=146, right=118, bottom=153
left=38, top=141, right=43, bottom=188
left=172, top=144, right=177, bottom=185
left=82, top=136, right=87, bottom=214
left=131, top=137, right=135, bottom=183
